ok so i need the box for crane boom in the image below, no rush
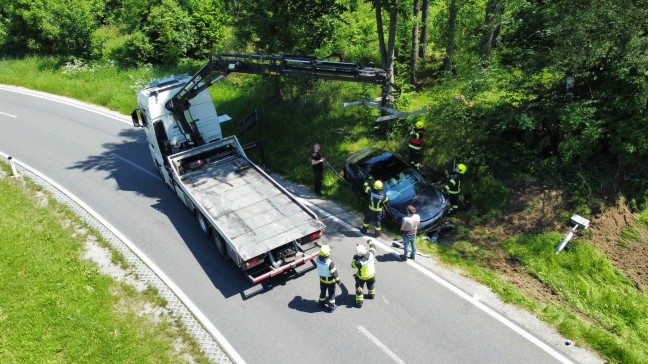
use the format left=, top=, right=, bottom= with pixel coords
left=165, top=53, right=392, bottom=146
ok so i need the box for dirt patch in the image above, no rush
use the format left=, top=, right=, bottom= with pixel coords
left=588, top=200, right=648, bottom=292
left=468, top=183, right=572, bottom=304
left=467, top=182, right=648, bottom=305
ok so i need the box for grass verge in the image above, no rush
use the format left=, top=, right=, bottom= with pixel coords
left=0, top=167, right=209, bottom=363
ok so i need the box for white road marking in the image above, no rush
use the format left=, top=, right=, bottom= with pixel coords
left=111, top=153, right=160, bottom=180
left=358, top=325, right=406, bottom=364
left=0, top=111, right=17, bottom=118
left=0, top=85, right=130, bottom=124
left=302, top=200, right=575, bottom=364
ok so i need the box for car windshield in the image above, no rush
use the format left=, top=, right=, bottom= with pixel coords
left=359, top=152, right=426, bottom=204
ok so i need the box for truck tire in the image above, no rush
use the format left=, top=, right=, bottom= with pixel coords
left=212, top=231, right=231, bottom=261
left=197, top=212, right=212, bottom=237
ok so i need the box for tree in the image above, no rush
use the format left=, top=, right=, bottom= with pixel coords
left=442, top=0, right=458, bottom=72
left=231, top=0, right=347, bottom=54
left=0, top=0, right=100, bottom=58
left=479, top=0, right=505, bottom=66
left=419, top=0, right=430, bottom=59
left=411, top=0, right=421, bottom=84
left=367, top=0, right=399, bottom=97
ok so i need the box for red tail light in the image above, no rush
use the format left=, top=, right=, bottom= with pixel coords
left=245, top=256, right=264, bottom=268
left=310, top=230, right=323, bottom=240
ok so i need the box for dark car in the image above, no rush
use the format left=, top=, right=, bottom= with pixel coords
left=342, top=147, right=449, bottom=233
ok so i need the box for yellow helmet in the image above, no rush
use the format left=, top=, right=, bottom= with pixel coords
left=373, top=180, right=383, bottom=190
left=456, top=163, right=467, bottom=174
left=319, top=245, right=331, bottom=257
left=415, top=121, right=425, bottom=129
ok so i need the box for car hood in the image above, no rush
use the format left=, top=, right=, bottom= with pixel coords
left=387, top=184, right=447, bottom=225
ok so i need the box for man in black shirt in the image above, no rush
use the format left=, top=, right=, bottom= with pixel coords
left=311, top=143, right=325, bottom=195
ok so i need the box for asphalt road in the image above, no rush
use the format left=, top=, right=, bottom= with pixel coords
left=0, top=85, right=598, bottom=364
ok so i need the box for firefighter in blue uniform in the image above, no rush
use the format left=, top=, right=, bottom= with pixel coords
left=360, top=177, right=388, bottom=237
left=314, top=245, right=341, bottom=312
left=351, top=240, right=376, bottom=308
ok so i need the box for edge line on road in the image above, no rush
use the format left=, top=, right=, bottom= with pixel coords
left=358, top=325, right=406, bottom=364
left=301, top=199, right=574, bottom=364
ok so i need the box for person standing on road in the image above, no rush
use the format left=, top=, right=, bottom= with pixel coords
left=360, top=177, right=388, bottom=237
left=311, top=143, right=325, bottom=195
left=351, top=240, right=376, bottom=308
left=400, top=205, right=421, bottom=261
left=315, top=245, right=341, bottom=312
left=408, top=121, right=425, bottom=170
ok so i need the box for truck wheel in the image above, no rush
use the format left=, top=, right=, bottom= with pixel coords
left=212, top=231, right=231, bottom=261
left=197, top=212, right=212, bottom=237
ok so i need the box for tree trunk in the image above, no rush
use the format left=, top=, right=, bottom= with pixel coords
left=419, top=0, right=430, bottom=59
left=375, top=5, right=387, bottom=69
left=479, top=0, right=505, bottom=66
left=411, top=0, right=421, bottom=84
left=443, top=0, right=458, bottom=73
left=386, top=0, right=398, bottom=90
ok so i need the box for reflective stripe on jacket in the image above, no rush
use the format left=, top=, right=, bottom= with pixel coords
left=352, top=243, right=376, bottom=279
left=408, top=128, right=424, bottom=150
left=445, top=173, right=462, bottom=194
left=363, top=183, right=388, bottom=211
left=316, top=256, right=339, bottom=284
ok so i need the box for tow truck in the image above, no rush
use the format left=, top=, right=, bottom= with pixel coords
left=131, top=53, right=418, bottom=283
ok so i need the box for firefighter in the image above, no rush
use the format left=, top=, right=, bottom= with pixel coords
left=408, top=120, right=425, bottom=170
left=360, top=178, right=388, bottom=237
left=351, top=240, right=376, bottom=308
left=445, top=163, right=466, bottom=214
left=314, top=245, right=341, bottom=312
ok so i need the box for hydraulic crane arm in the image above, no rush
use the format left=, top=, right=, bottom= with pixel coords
left=165, top=53, right=401, bottom=146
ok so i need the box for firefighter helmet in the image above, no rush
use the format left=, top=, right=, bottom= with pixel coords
left=373, top=180, right=383, bottom=190
left=415, top=121, right=425, bottom=129
left=319, top=245, right=331, bottom=257
left=356, top=244, right=367, bottom=256
left=456, top=163, right=467, bottom=174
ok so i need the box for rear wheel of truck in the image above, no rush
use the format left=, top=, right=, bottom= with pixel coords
left=212, top=231, right=231, bottom=261
left=197, top=211, right=212, bottom=237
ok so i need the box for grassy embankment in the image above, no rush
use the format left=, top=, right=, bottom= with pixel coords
left=1, top=56, right=647, bottom=363
left=0, top=163, right=209, bottom=363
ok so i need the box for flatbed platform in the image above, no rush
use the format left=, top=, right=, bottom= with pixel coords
left=179, top=155, right=324, bottom=261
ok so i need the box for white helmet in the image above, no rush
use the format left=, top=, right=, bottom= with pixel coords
left=356, top=244, right=367, bottom=256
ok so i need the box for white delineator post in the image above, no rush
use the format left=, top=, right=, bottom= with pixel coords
left=556, top=214, right=590, bottom=254
left=8, top=156, right=18, bottom=177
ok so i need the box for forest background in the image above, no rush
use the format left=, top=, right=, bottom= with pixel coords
left=1, top=0, right=648, bottom=363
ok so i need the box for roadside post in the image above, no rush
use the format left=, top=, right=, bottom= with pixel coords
left=555, top=214, right=590, bottom=254
left=8, top=156, right=18, bottom=177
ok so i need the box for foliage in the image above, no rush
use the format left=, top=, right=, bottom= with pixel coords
left=0, top=0, right=101, bottom=58
left=231, top=0, right=347, bottom=54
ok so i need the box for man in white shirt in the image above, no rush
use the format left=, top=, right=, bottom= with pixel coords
left=400, top=205, right=421, bottom=261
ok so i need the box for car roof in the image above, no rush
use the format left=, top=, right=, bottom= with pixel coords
left=353, top=148, right=409, bottom=180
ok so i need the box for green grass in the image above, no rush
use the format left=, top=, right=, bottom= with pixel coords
left=502, top=234, right=648, bottom=363
left=2, top=56, right=646, bottom=363
left=0, top=170, right=208, bottom=363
